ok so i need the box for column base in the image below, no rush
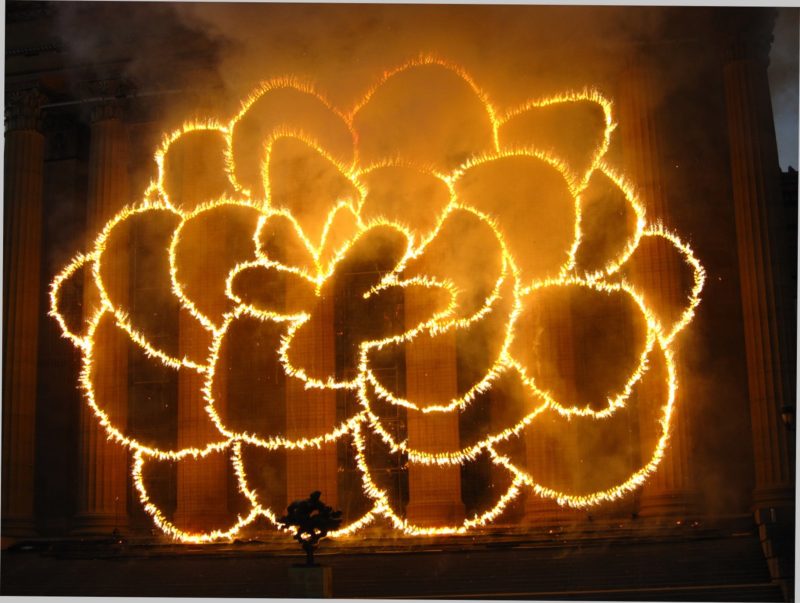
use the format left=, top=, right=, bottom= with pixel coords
left=1, top=516, right=36, bottom=539
left=288, top=564, right=332, bottom=598
left=523, top=497, right=584, bottom=527
left=753, top=484, right=794, bottom=509
left=754, top=504, right=795, bottom=602
left=637, top=490, right=698, bottom=520
left=72, top=512, right=128, bottom=536
left=405, top=499, right=465, bottom=527
left=172, top=511, right=232, bottom=535
left=1, top=536, right=22, bottom=550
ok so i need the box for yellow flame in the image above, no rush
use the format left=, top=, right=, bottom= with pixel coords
left=48, top=55, right=705, bottom=541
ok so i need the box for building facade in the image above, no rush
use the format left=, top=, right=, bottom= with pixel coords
left=2, top=3, right=795, bottom=599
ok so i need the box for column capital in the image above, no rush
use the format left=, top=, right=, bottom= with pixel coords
left=719, top=8, right=777, bottom=66
left=85, top=78, right=135, bottom=123
left=622, top=42, right=660, bottom=73
left=5, top=87, right=47, bottom=133
left=183, top=86, right=226, bottom=120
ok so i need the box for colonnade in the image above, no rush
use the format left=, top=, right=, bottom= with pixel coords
left=722, top=13, right=794, bottom=594
left=2, top=21, right=793, bottom=536
left=3, top=87, right=46, bottom=538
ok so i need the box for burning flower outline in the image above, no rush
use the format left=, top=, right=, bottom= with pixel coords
left=48, top=55, right=705, bottom=541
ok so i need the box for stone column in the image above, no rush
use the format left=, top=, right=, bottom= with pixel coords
left=523, top=298, right=581, bottom=526
left=173, top=111, right=229, bottom=532
left=722, top=10, right=793, bottom=510
left=721, top=10, right=793, bottom=596
left=618, top=55, right=697, bottom=518
left=175, top=313, right=229, bottom=530
left=74, top=84, right=131, bottom=534
left=2, top=87, right=47, bottom=539
left=285, top=287, right=338, bottom=507
left=405, top=288, right=465, bottom=526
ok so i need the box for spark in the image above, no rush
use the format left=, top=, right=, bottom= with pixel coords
left=48, top=56, right=705, bottom=542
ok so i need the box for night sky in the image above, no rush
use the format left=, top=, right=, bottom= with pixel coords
left=769, top=7, right=799, bottom=170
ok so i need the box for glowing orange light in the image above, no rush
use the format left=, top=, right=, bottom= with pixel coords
left=49, top=55, right=705, bottom=541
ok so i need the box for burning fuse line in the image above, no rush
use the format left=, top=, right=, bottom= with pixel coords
left=48, top=54, right=705, bottom=542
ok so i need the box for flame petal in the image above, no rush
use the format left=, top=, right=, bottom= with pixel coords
left=353, top=59, right=496, bottom=173
left=133, top=444, right=258, bottom=542
left=171, top=202, right=263, bottom=330
left=230, top=80, right=356, bottom=199
left=158, top=124, right=234, bottom=212
left=452, top=152, right=578, bottom=286
left=498, top=90, right=615, bottom=188
left=491, top=334, right=676, bottom=509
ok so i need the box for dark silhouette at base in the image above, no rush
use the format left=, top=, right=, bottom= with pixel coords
left=280, top=491, right=342, bottom=566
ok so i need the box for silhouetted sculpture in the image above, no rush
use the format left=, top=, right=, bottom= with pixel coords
left=280, top=491, right=342, bottom=566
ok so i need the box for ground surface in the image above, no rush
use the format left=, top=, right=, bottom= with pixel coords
left=0, top=516, right=784, bottom=600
